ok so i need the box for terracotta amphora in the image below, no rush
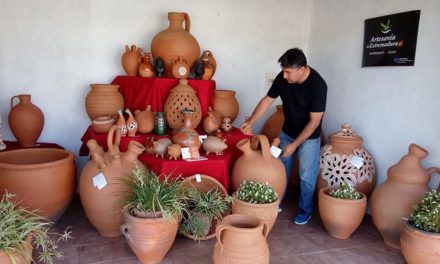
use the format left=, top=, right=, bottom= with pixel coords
left=371, top=143, right=440, bottom=249
left=232, top=135, right=286, bottom=198
left=8, top=94, right=44, bottom=147
left=231, top=197, right=279, bottom=232
left=213, top=214, right=269, bottom=264
left=203, top=107, right=222, bottom=134
left=172, top=109, right=200, bottom=148
left=171, top=56, right=190, bottom=79
left=318, top=123, right=376, bottom=196
left=125, top=109, right=138, bottom=137
left=151, top=12, right=200, bottom=78
left=121, top=45, right=142, bottom=76
left=213, top=90, right=239, bottom=123
left=79, top=125, right=145, bottom=237
left=134, top=105, right=154, bottom=134
left=85, top=84, right=124, bottom=121
left=138, top=52, right=154, bottom=78
left=201, top=50, right=217, bottom=75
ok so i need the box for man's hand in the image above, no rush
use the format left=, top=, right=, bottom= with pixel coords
left=239, top=121, right=252, bottom=135
left=282, top=142, right=297, bottom=158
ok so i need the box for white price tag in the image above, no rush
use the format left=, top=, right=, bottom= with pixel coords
left=270, top=145, right=282, bottom=158
left=199, top=135, right=208, bottom=143
left=93, top=172, right=108, bottom=190
left=195, top=174, right=202, bottom=183
left=350, top=156, right=364, bottom=169
left=181, top=147, right=191, bottom=159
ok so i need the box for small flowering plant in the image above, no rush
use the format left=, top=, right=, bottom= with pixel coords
left=329, top=183, right=362, bottom=200
left=408, top=190, right=440, bottom=233
left=235, top=180, right=278, bottom=204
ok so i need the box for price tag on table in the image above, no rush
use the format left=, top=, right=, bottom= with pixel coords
left=350, top=156, right=364, bottom=169
left=199, top=135, right=208, bottom=143
left=181, top=147, right=191, bottom=159
left=93, top=172, right=108, bottom=190
left=270, top=145, right=282, bottom=158
left=195, top=174, right=202, bottom=183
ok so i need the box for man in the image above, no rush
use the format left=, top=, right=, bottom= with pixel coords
left=240, top=48, right=327, bottom=225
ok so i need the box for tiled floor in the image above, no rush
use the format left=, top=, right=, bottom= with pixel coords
left=43, top=192, right=405, bottom=264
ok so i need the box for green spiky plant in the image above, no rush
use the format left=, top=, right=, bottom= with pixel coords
left=408, top=190, right=440, bottom=233
left=329, top=183, right=362, bottom=200
left=235, top=180, right=278, bottom=204
left=0, top=192, right=71, bottom=264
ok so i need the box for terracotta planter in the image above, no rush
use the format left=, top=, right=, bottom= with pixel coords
left=0, top=148, right=76, bottom=222
left=8, top=94, right=44, bottom=147
left=85, top=84, right=124, bottom=121
left=318, top=188, right=366, bottom=239
left=151, top=12, right=200, bottom=78
left=318, top=123, right=376, bottom=196
left=371, top=143, right=440, bottom=249
left=232, top=197, right=279, bottom=232
left=213, top=214, right=269, bottom=264
left=213, top=90, right=239, bottom=123
left=400, top=220, right=440, bottom=264
left=121, top=45, right=142, bottom=76
left=121, top=211, right=178, bottom=264
left=91, top=116, right=116, bottom=133
left=0, top=237, right=32, bottom=264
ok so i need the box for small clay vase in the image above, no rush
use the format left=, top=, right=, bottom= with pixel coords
left=201, top=58, right=214, bottom=80
left=121, top=45, right=142, bottom=76
left=171, top=56, right=190, bottom=79
left=172, top=109, right=200, bottom=148
left=134, top=105, right=154, bottom=134
left=203, top=107, right=222, bottom=134
left=117, top=109, right=127, bottom=137
left=138, top=52, right=154, bottom=78
left=125, top=109, right=138, bottom=137
left=201, top=50, right=216, bottom=75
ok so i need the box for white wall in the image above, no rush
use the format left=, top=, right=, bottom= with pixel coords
left=307, top=0, right=440, bottom=188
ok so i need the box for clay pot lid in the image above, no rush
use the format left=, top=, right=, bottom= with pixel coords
left=329, top=123, right=362, bottom=141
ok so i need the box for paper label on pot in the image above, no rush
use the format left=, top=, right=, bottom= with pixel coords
left=93, top=172, right=108, bottom=190
left=181, top=147, right=191, bottom=159
left=195, top=174, right=202, bottom=183
left=270, top=145, right=282, bottom=158
left=350, top=156, right=364, bottom=169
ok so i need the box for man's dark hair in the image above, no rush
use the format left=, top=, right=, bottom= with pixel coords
left=278, top=48, right=307, bottom=68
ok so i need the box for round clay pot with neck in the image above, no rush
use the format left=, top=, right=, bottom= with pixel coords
left=85, top=84, right=124, bottom=121
left=212, top=90, right=239, bottom=123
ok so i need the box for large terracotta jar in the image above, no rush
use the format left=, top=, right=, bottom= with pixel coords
left=79, top=126, right=145, bottom=237
left=371, top=143, right=440, bottom=249
left=261, top=105, right=284, bottom=142
left=318, top=123, right=376, bottom=196
left=121, top=45, right=142, bottom=76
left=232, top=197, right=279, bottom=232
left=0, top=148, right=76, bottom=222
left=85, top=84, right=124, bottom=121
left=151, top=12, right=200, bottom=78
left=164, top=79, right=202, bottom=129
left=8, top=94, right=44, bottom=147
left=231, top=135, right=286, bottom=198
left=172, top=109, right=200, bottom=148
left=213, top=90, right=239, bottom=123
left=400, top=220, right=440, bottom=264
left=213, top=214, right=269, bottom=264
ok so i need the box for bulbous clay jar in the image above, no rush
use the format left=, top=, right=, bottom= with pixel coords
left=318, top=123, right=376, bottom=196
left=138, top=52, right=154, bottom=78
left=85, top=84, right=124, bottom=121
left=8, top=94, right=44, bottom=147
left=134, top=105, right=154, bottom=134
left=213, top=90, right=239, bottom=123
left=231, top=135, right=286, bottom=198
left=172, top=110, right=200, bottom=148
left=151, top=12, right=200, bottom=78
left=203, top=107, right=222, bottom=134
left=121, top=45, right=142, bottom=76
left=171, top=56, right=190, bottom=79
left=261, top=105, right=284, bottom=143
left=371, top=143, right=440, bottom=249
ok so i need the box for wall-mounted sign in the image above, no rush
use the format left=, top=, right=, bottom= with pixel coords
left=362, top=10, right=420, bottom=67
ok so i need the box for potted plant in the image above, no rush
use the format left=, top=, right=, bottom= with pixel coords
left=120, top=166, right=186, bottom=264
left=400, top=190, right=440, bottom=264
left=318, top=183, right=367, bottom=239
left=0, top=192, right=71, bottom=264
left=232, top=180, right=279, bottom=232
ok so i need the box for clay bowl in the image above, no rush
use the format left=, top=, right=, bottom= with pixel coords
left=91, top=116, right=116, bottom=133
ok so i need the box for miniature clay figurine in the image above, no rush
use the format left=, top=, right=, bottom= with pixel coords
left=153, top=138, right=172, bottom=158
left=194, top=59, right=205, bottom=80
left=167, top=144, right=182, bottom=160
left=154, top=57, right=165, bottom=78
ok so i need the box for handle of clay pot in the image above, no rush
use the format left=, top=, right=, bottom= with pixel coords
left=215, top=224, right=227, bottom=253
left=250, top=135, right=271, bottom=160
left=10, top=95, right=20, bottom=110
left=120, top=223, right=132, bottom=242
left=183, top=12, right=191, bottom=32
left=261, top=221, right=269, bottom=239
left=427, top=167, right=440, bottom=190
left=107, top=125, right=121, bottom=155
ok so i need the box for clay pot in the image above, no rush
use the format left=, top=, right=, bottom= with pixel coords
left=172, top=110, right=201, bottom=148
left=0, top=148, right=76, bottom=222
left=0, top=237, right=32, bottom=264
left=371, top=143, right=440, bottom=249
left=202, top=136, right=227, bottom=155
left=8, top=94, right=44, bottom=147
left=203, top=107, right=222, bottom=134
left=318, top=123, right=376, bottom=196
left=138, top=52, right=154, bottom=78
left=213, top=214, right=269, bottom=264
left=151, top=12, right=200, bottom=78
left=121, top=45, right=142, bottom=76
left=213, top=90, right=239, bottom=123
left=261, top=105, right=284, bottom=143
left=232, top=197, right=279, bottom=232
left=153, top=138, right=172, bottom=158
left=171, top=56, right=190, bottom=79
left=318, top=188, right=367, bottom=239
left=91, top=116, right=116, bottom=133
left=201, top=50, right=217, bottom=75
left=125, top=109, right=138, bottom=137
left=134, top=105, right=154, bottom=134
left=400, top=220, right=440, bottom=264
left=232, top=135, right=286, bottom=198
left=121, top=211, right=178, bottom=264
left=85, top=84, right=124, bottom=121
left=167, top=144, right=181, bottom=160
left=201, top=58, right=214, bottom=80
left=117, top=109, right=127, bottom=137
left=164, top=79, right=202, bottom=129
left=79, top=125, right=145, bottom=237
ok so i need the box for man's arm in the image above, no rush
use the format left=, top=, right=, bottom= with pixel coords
left=240, top=96, right=275, bottom=132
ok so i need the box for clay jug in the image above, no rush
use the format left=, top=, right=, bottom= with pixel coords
left=171, top=56, right=190, bottom=79
left=261, top=105, right=284, bottom=142
left=232, top=135, right=286, bottom=198
left=164, top=79, right=202, bottom=129
left=121, top=45, right=142, bottom=76
left=318, top=123, right=376, bottom=196
left=371, top=143, right=440, bottom=249
left=213, top=90, right=239, bottom=123
left=213, top=214, right=269, bottom=264
left=79, top=125, right=145, bottom=237
left=151, top=12, right=200, bottom=78
left=172, top=110, right=200, bottom=148
left=85, top=84, right=124, bottom=121
left=203, top=106, right=221, bottom=134
left=138, top=52, right=154, bottom=78
left=125, top=109, right=138, bottom=137
left=8, top=94, right=44, bottom=147
left=117, top=109, right=127, bottom=137
left=201, top=58, right=214, bottom=80
left=134, top=105, right=154, bottom=134
left=201, top=50, right=217, bottom=75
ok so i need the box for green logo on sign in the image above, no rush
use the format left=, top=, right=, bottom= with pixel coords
left=380, top=19, right=392, bottom=33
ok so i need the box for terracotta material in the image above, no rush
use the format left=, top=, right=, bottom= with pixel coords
left=0, top=237, right=32, bottom=264
left=121, top=45, right=142, bottom=76
left=125, top=109, right=138, bottom=137
left=261, top=105, right=284, bottom=142
left=79, top=125, right=145, bottom=237
left=85, top=84, right=124, bottom=121
left=371, top=143, right=440, bottom=249
left=400, top=220, right=440, bottom=264
left=134, top=105, right=154, bottom=134
left=171, top=56, right=190, bottom=79
left=203, top=107, right=222, bottom=134
left=0, top=148, right=76, bottom=222
left=213, top=90, right=239, bottom=123
left=153, top=138, right=172, bottom=158
left=201, top=50, right=217, bottom=75
left=318, top=124, right=376, bottom=196
left=164, top=79, right=202, bottom=129
left=0, top=116, right=5, bottom=151
left=232, top=135, right=286, bottom=198
left=201, top=58, right=214, bottom=80
left=221, top=117, right=233, bottom=133
left=144, top=137, right=155, bottom=154
left=8, top=94, right=44, bottom=147
left=167, top=144, right=181, bottom=160
left=117, top=109, right=127, bottom=137
left=138, top=52, right=154, bottom=78
left=213, top=214, right=269, bottom=264
left=151, top=12, right=200, bottom=78
left=91, top=116, right=116, bottom=133
left=172, top=110, right=200, bottom=148
left=232, top=197, right=279, bottom=232
left=318, top=188, right=366, bottom=239
left=202, top=136, right=227, bottom=155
